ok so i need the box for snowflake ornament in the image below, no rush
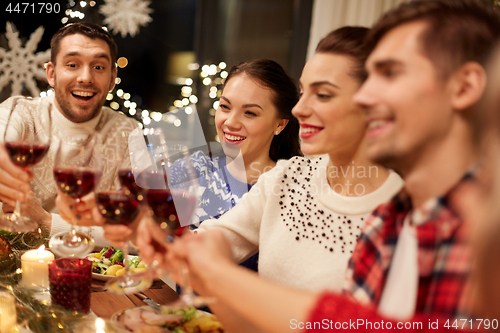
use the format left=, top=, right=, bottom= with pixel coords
left=0, top=22, right=50, bottom=97
left=99, top=0, right=153, bottom=38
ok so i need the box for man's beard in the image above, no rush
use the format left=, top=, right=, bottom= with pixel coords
left=54, top=83, right=104, bottom=123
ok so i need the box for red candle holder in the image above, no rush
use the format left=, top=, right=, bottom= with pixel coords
left=48, top=258, right=92, bottom=313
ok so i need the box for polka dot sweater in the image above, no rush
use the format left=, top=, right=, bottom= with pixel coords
left=199, top=156, right=404, bottom=293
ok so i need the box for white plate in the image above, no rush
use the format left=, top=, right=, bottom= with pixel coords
left=112, top=306, right=214, bottom=332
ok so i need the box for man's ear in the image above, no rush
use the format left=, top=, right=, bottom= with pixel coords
left=46, top=61, right=55, bottom=87
left=450, top=62, right=487, bottom=112
left=109, top=64, right=117, bottom=91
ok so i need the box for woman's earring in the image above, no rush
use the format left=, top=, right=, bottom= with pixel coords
left=275, top=131, right=279, bottom=135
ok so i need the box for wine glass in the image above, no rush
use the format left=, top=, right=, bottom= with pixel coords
left=138, top=129, right=210, bottom=307
left=49, top=130, right=102, bottom=257
left=0, top=97, right=52, bottom=232
left=104, top=128, right=169, bottom=293
left=100, top=158, right=152, bottom=294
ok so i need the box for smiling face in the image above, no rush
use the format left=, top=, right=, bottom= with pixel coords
left=353, top=21, right=455, bottom=171
left=215, top=73, right=287, bottom=165
left=46, top=33, right=116, bottom=123
left=292, top=53, right=365, bottom=157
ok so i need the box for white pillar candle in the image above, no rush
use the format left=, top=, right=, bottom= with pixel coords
left=21, top=245, right=55, bottom=288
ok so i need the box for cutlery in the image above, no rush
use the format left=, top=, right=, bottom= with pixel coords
left=135, top=292, right=162, bottom=312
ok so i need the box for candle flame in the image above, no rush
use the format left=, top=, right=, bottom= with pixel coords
left=95, top=317, right=106, bottom=332
left=37, top=245, right=46, bottom=254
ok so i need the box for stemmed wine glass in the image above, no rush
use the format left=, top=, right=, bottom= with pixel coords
left=0, top=97, right=52, bottom=232
left=99, top=157, right=152, bottom=294
left=129, top=128, right=211, bottom=307
left=147, top=141, right=208, bottom=308
left=49, top=129, right=102, bottom=257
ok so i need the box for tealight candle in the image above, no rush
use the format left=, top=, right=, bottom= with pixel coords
left=21, top=245, right=55, bottom=288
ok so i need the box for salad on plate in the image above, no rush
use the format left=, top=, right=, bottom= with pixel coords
left=86, top=246, right=146, bottom=279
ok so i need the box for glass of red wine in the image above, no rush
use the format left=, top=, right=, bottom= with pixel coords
left=98, top=156, right=152, bottom=293
left=132, top=129, right=208, bottom=307
left=0, top=97, right=52, bottom=232
left=49, top=129, right=102, bottom=257
left=97, top=189, right=153, bottom=293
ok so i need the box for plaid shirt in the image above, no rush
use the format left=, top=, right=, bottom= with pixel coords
left=344, top=173, right=473, bottom=318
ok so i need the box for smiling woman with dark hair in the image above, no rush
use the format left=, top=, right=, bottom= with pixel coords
left=101, top=58, right=302, bottom=273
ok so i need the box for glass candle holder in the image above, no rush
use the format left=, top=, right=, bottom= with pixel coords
left=0, top=291, right=16, bottom=333
left=48, top=258, right=92, bottom=313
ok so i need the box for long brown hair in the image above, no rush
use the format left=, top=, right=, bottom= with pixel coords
left=223, top=59, right=302, bottom=161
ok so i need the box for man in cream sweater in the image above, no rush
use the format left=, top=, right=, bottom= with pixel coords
left=0, top=23, right=138, bottom=245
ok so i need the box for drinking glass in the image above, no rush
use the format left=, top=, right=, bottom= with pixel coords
left=48, top=258, right=92, bottom=313
left=96, top=174, right=152, bottom=293
left=129, top=129, right=209, bottom=307
left=49, top=130, right=102, bottom=257
left=0, top=97, right=52, bottom=232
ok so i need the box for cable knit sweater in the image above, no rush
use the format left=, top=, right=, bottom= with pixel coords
left=200, top=156, right=404, bottom=292
left=0, top=95, right=139, bottom=246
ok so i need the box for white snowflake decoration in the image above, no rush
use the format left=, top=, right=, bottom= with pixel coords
left=99, top=0, right=153, bottom=38
left=0, top=22, right=50, bottom=97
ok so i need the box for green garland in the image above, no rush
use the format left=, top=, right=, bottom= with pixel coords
left=0, top=229, right=89, bottom=333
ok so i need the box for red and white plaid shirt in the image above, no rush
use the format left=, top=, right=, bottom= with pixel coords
left=344, top=173, right=473, bottom=318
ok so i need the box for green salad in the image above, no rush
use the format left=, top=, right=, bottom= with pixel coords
left=86, top=246, right=146, bottom=276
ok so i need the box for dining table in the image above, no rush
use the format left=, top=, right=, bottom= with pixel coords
left=90, top=279, right=179, bottom=319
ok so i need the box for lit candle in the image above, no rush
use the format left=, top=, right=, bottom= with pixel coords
left=21, top=245, right=55, bottom=288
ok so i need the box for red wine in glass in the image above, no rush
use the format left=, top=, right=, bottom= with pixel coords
left=4, top=142, right=50, bottom=169
left=0, top=97, right=52, bottom=233
left=100, top=189, right=150, bottom=294
left=146, top=189, right=197, bottom=237
left=53, top=167, right=100, bottom=199
left=118, top=169, right=143, bottom=200
left=96, top=191, right=140, bottom=225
